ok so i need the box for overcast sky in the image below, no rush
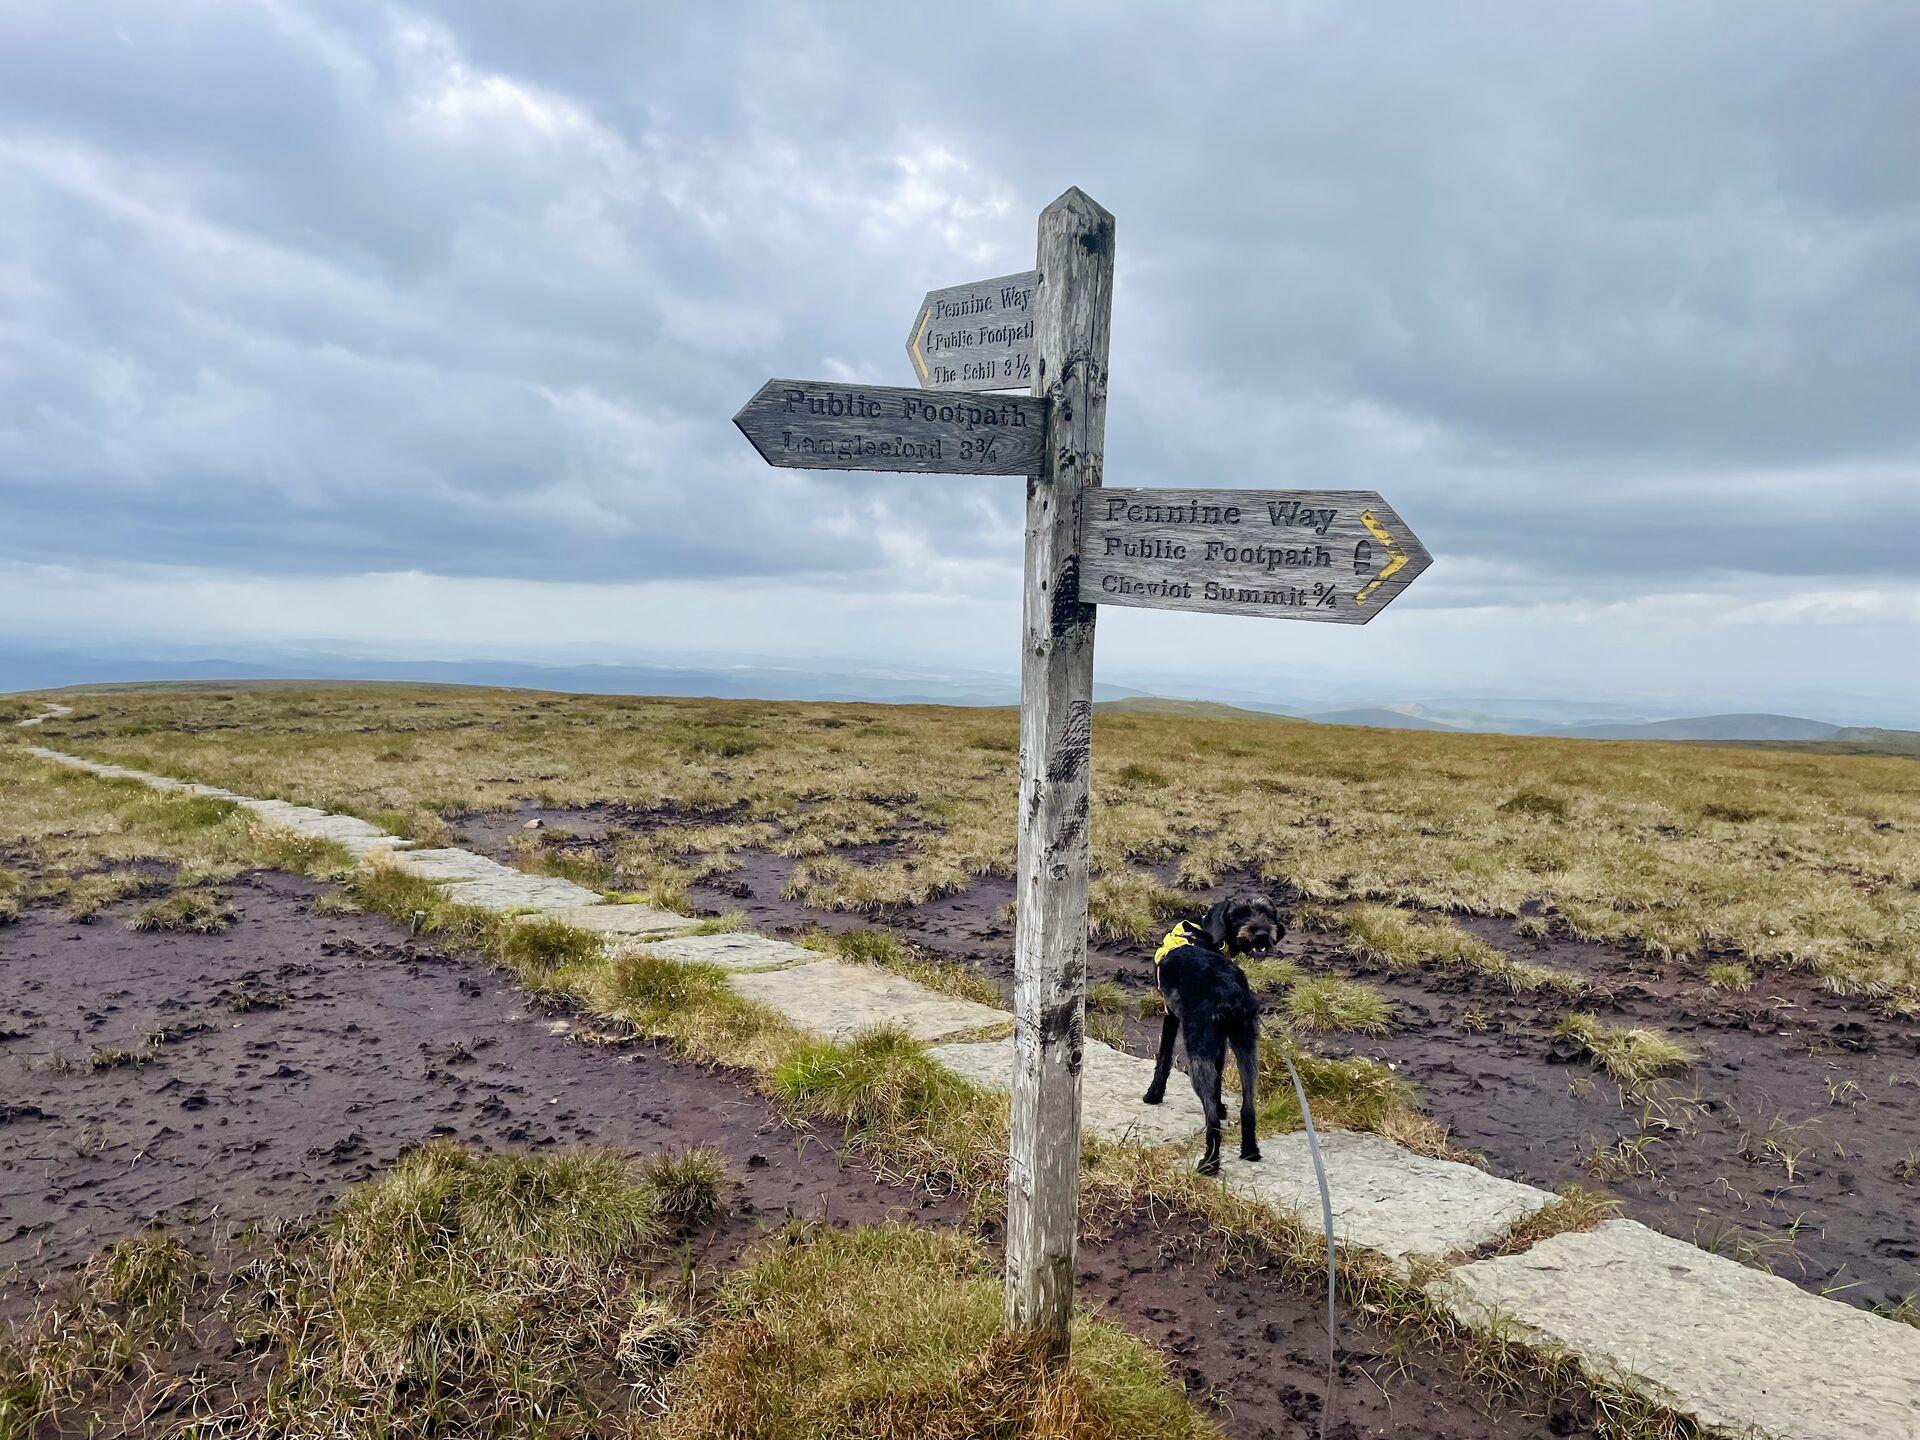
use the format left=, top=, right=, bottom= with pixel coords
left=3, top=3, right=1917, bottom=720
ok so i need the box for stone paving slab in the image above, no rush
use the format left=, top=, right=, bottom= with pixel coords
left=387, top=847, right=604, bottom=912
left=1213, top=1131, right=1555, bottom=1266
left=729, top=960, right=1010, bottom=1043
left=644, top=932, right=817, bottom=971
left=926, top=1036, right=1202, bottom=1147
left=520, top=903, right=691, bottom=940
left=1434, top=1219, right=1920, bottom=1440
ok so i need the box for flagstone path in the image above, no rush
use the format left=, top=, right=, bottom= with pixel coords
left=16, top=713, right=1920, bottom=1440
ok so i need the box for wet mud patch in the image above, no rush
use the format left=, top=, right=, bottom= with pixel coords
left=0, top=870, right=953, bottom=1301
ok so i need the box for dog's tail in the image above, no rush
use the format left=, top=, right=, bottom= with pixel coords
left=1274, top=1049, right=1337, bottom=1440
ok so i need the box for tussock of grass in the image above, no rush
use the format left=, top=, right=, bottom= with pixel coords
left=1283, top=975, right=1395, bottom=1034
left=128, top=887, right=236, bottom=934
left=651, top=1222, right=1214, bottom=1440
left=1554, top=1012, right=1696, bottom=1087
left=225, top=1143, right=687, bottom=1435
left=1255, top=1026, right=1458, bottom=1158
left=1241, top=957, right=1303, bottom=993
left=638, top=1146, right=729, bottom=1227
left=1088, top=870, right=1191, bottom=944
left=1704, top=962, right=1753, bottom=992
left=0, top=1229, right=195, bottom=1430
left=1340, top=903, right=1583, bottom=995
left=682, top=910, right=747, bottom=935
left=771, top=1026, right=976, bottom=1133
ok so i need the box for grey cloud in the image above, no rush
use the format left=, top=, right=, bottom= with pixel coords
left=0, top=1, right=1915, bottom=605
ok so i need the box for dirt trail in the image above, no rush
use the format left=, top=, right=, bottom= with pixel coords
left=459, top=806, right=1920, bottom=1314
left=1, top=871, right=1546, bottom=1440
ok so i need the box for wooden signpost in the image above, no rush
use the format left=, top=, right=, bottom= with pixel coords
left=1082, top=488, right=1430, bottom=621
left=734, top=188, right=1432, bottom=1362
left=905, top=269, right=1040, bottom=390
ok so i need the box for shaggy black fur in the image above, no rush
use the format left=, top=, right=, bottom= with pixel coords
left=1142, top=895, right=1285, bottom=1175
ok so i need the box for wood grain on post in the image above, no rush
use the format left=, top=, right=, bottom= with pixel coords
left=1006, top=187, right=1114, bottom=1359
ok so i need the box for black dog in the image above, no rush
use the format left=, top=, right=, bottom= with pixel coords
left=1142, top=895, right=1284, bottom=1175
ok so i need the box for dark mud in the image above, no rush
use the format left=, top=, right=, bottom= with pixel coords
left=466, top=806, right=1920, bottom=1314
left=0, top=871, right=947, bottom=1301
left=0, top=869, right=1535, bottom=1439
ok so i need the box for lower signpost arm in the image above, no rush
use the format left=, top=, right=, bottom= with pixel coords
left=1005, top=186, right=1116, bottom=1360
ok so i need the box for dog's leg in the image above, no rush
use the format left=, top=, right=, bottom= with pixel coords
left=1142, top=1010, right=1179, bottom=1105
left=1189, top=1050, right=1225, bottom=1175
left=1230, top=1025, right=1261, bottom=1162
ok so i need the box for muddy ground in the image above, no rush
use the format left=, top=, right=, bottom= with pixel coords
left=1, top=870, right=1558, bottom=1440
left=465, top=803, right=1920, bottom=1317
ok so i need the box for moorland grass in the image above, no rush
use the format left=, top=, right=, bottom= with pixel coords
left=651, top=1222, right=1216, bottom=1440
left=1554, top=1012, right=1697, bottom=1088
left=31, top=684, right=1913, bottom=1008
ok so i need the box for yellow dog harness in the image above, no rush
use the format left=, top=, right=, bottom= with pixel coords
left=1154, top=920, right=1211, bottom=965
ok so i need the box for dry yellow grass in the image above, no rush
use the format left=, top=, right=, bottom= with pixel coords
left=13, top=683, right=1920, bottom=1006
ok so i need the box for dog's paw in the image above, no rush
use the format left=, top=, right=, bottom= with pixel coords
left=1240, top=1146, right=1262, bottom=1163
left=1140, top=1088, right=1164, bottom=1106
left=1195, top=1156, right=1221, bottom=1177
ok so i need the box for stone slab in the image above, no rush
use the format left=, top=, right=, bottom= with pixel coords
left=926, top=1037, right=1202, bottom=1147
left=728, top=960, right=1009, bottom=1043
left=388, top=846, right=604, bottom=912
left=1435, top=1219, right=1920, bottom=1440
left=1213, top=1131, right=1555, bottom=1265
left=519, top=903, right=691, bottom=939
left=645, top=932, right=817, bottom=971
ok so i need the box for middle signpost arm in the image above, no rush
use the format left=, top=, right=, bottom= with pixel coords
left=1005, top=187, right=1116, bottom=1359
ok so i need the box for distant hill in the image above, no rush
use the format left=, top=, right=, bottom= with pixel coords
left=1553, top=713, right=1839, bottom=742
left=1300, top=707, right=1462, bottom=732
left=1096, top=697, right=1302, bottom=721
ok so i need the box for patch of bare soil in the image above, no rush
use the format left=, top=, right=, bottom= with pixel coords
left=0, top=869, right=1535, bottom=1440
left=466, top=808, right=1920, bottom=1315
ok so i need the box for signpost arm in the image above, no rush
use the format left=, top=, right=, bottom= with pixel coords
left=1006, top=187, right=1115, bottom=1359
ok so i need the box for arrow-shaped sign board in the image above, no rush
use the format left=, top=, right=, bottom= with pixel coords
left=1079, top=488, right=1431, bottom=623
left=905, top=269, right=1040, bottom=391
left=734, top=378, right=1048, bottom=475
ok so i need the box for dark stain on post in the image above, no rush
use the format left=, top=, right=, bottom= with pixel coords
left=1052, top=555, right=1093, bottom=635
left=1046, top=702, right=1093, bottom=784
left=1078, top=223, right=1113, bottom=258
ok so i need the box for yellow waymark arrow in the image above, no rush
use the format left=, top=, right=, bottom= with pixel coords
left=1354, top=510, right=1407, bottom=604
left=908, top=304, right=932, bottom=385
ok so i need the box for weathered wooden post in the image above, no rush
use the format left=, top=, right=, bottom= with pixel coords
left=1005, top=187, right=1115, bottom=1358
left=736, top=183, right=1428, bottom=1369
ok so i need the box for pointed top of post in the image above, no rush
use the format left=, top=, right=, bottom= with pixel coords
left=1041, top=186, right=1113, bottom=226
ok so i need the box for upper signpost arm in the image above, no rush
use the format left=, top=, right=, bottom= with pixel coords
left=1005, top=186, right=1115, bottom=1358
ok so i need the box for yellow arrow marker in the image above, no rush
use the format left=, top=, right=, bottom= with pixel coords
left=908, top=304, right=932, bottom=385
left=1354, top=510, right=1407, bottom=604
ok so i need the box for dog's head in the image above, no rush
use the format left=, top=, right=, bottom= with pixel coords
left=1201, top=894, right=1285, bottom=959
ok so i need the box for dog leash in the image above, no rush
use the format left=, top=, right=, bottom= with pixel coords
left=1273, top=1049, right=1337, bottom=1440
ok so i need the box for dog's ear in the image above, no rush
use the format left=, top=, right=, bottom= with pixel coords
left=1264, top=898, right=1288, bottom=942
left=1201, top=899, right=1233, bottom=949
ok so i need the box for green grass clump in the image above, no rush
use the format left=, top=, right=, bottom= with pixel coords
left=771, top=1026, right=975, bottom=1133
left=229, top=1143, right=691, bottom=1436
left=651, top=1222, right=1215, bottom=1440
left=1340, top=903, right=1582, bottom=995
left=1088, top=870, right=1191, bottom=944
left=0, top=1229, right=196, bottom=1430
left=128, top=888, right=236, bottom=934
left=1283, top=975, right=1395, bottom=1035
left=637, top=1145, right=729, bottom=1227
left=1704, top=962, right=1753, bottom=992
left=1554, top=1012, right=1696, bottom=1087
left=1241, top=957, right=1303, bottom=993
